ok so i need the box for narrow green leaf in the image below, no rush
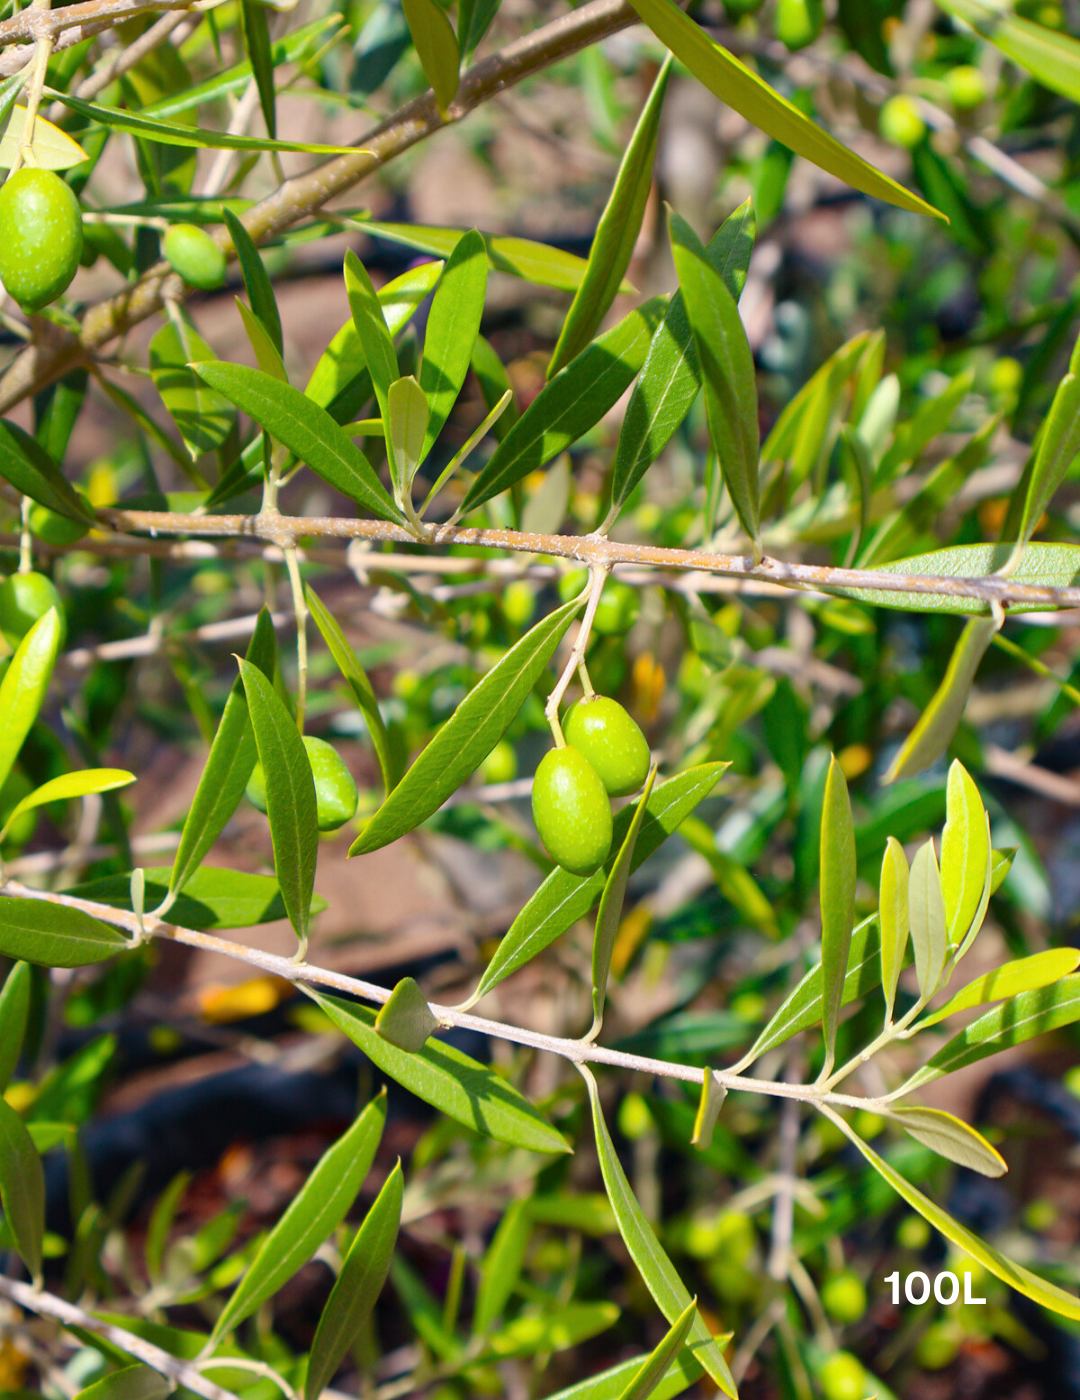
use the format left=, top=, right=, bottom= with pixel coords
left=819, top=755, right=856, bottom=1071
left=1, top=769, right=134, bottom=842
left=469, top=764, right=728, bottom=1003
left=820, top=1102, right=1080, bottom=1320
left=459, top=297, right=667, bottom=514
left=888, top=1106, right=1007, bottom=1178
left=239, top=0, right=276, bottom=139
left=937, top=0, right=1080, bottom=105
left=940, top=760, right=990, bottom=948
left=0, top=897, right=128, bottom=967
left=150, top=316, right=234, bottom=461
left=474, top=1199, right=531, bottom=1333
left=375, top=977, right=438, bottom=1052
left=471, top=335, right=518, bottom=442
left=843, top=542, right=1080, bottom=615
left=483, top=1302, right=620, bottom=1360
left=48, top=88, right=364, bottom=154
left=615, top=1297, right=698, bottom=1400
left=0, top=962, right=30, bottom=1093
left=421, top=389, right=514, bottom=512
left=690, top=1072, right=726, bottom=1152
left=0, top=609, right=61, bottom=796
left=68, top=867, right=324, bottom=931
left=145, top=1170, right=191, bottom=1284
left=549, top=59, right=671, bottom=378
left=169, top=608, right=276, bottom=899
left=419, top=228, right=487, bottom=463
left=305, top=1161, right=403, bottom=1400
left=884, top=615, right=1000, bottom=783
left=590, top=766, right=657, bottom=1036
left=761, top=331, right=871, bottom=479
left=670, top=221, right=759, bottom=546
left=991, top=848, right=1014, bottom=894
left=343, top=250, right=398, bottom=432
left=191, top=362, right=404, bottom=524
left=543, top=1351, right=702, bottom=1400
left=903, top=974, right=1080, bottom=1093
left=0, top=420, right=93, bottom=524
left=309, top=991, right=570, bottom=1154
left=608, top=201, right=755, bottom=520
left=909, top=840, right=946, bottom=1001
left=879, top=836, right=908, bottom=1024
left=350, top=598, right=581, bottom=855
left=235, top=300, right=287, bottom=383
left=623, top=0, right=943, bottom=219
left=1007, top=377, right=1080, bottom=571
left=387, top=375, right=430, bottom=505
left=401, top=0, right=460, bottom=112
left=212, top=1091, right=387, bottom=1343
left=74, top=1365, right=169, bottom=1400
left=0, top=1097, right=44, bottom=1283
left=917, top=949, right=1080, bottom=1031
left=237, top=659, right=318, bottom=948
left=581, top=1066, right=735, bottom=1397
left=877, top=367, right=976, bottom=485
left=223, top=207, right=283, bottom=357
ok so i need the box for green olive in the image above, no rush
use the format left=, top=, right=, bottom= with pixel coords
left=945, top=65, right=988, bottom=110
left=163, top=223, right=227, bottom=291
left=563, top=696, right=650, bottom=797
left=0, top=573, right=66, bottom=650
left=821, top=1271, right=868, bottom=1325
left=558, top=569, right=640, bottom=636
left=29, top=494, right=92, bottom=546
left=247, top=735, right=359, bottom=832
left=775, top=0, right=824, bottom=50
left=480, top=739, right=517, bottom=785
left=819, top=1353, right=867, bottom=1400
left=501, top=580, right=536, bottom=629
left=531, top=746, right=612, bottom=875
left=915, top=1321, right=962, bottom=1371
left=0, top=169, right=83, bottom=315
left=879, top=95, right=927, bottom=149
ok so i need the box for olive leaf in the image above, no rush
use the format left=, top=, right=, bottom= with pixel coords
left=937, top=0, right=1080, bottom=107
left=542, top=1352, right=703, bottom=1400
left=401, top=0, right=460, bottom=112
left=1003, top=337, right=1080, bottom=571
left=223, top=207, right=282, bottom=356
left=0, top=768, right=134, bottom=845
left=386, top=375, right=430, bottom=508
left=238, top=0, right=276, bottom=140
left=818, top=755, right=856, bottom=1074
left=0, top=107, right=88, bottom=169
left=305, top=1161, right=403, bottom=1400
left=70, top=867, right=320, bottom=931
left=909, top=839, right=947, bottom=1001
left=0, top=1097, right=44, bottom=1284
left=418, top=227, right=487, bottom=464
left=878, top=836, right=909, bottom=1024
left=235, top=300, right=287, bottom=383
left=916, top=948, right=1080, bottom=1031
left=343, top=250, right=398, bottom=429
left=548, top=58, right=672, bottom=379
left=474, top=1199, right=531, bottom=1333
left=690, top=1071, right=727, bottom=1152
left=614, top=1297, right=698, bottom=1400
left=210, top=1091, right=387, bottom=1343
left=150, top=315, right=235, bottom=461
left=73, top=1364, right=170, bottom=1400
left=0, top=419, right=93, bottom=524
left=0, top=897, right=129, bottom=967
left=350, top=598, right=581, bottom=856
left=886, top=1106, right=1006, bottom=1178
left=375, top=977, right=438, bottom=1052
left=581, top=1065, right=736, bottom=1398
left=0, top=961, right=30, bottom=1093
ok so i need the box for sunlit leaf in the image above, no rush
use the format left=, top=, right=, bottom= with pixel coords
left=819, top=755, right=856, bottom=1071
left=387, top=375, right=429, bottom=505
left=418, top=228, right=487, bottom=463
left=937, top=0, right=1080, bottom=105
left=879, top=836, right=909, bottom=1024
left=940, top=760, right=991, bottom=949
left=0, top=107, right=88, bottom=169
left=150, top=316, right=234, bottom=460
left=917, top=949, right=1080, bottom=1030
left=74, top=1364, right=170, bottom=1400
left=909, top=840, right=947, bottom=1001
left=0, top=769, right=134, bottom=844
left=224, top=207, right=283, bottom=356
left=402, top=0, right=460, bottom=112
left=690, top=1071, right=727, bottom=1152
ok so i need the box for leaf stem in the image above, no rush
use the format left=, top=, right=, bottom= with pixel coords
left=544, top=565, right=607, bottom=740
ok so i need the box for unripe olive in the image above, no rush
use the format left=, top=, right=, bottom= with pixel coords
left=29, top=494, right=92, bottom=546
left=896, top=1214, right=931, bottom=1251
left=163, top=223, right=227, bottom=291
left=480, top=739, right=517, bottom=785
left=0, top=169, right=83, bottom=314
left=820, top=1353, right=867, bottom=1400
left=617, top=1091, right=653, bottom=1141
left=563, top=696, right=650, bottom=797
left=915, top=1321, right=962, bottom=1371
left=502, top=580, right=536, bottom=629
left=558, top=568, right=640, bottom=636
left=775, top=0, right=823, bottom=51
left=945, top=64, right=988, bottom=111
left=247, top=735, right=358, bottom=832
left=879, top=95, right=927, bottom=149
left=821, top=1271, right=868, bottom=1325
left=0, top=572, right=66, bottom=650
left=531, top=745, right=612, bottom=875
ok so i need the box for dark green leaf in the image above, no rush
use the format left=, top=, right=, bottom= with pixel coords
left=239, top=0, right=276, bottom=139
left=0, top=1097, right=44, bottom=1283
left=0, top=419, right=92, bottom=524
left=74, top=1365, right=169, bottom=1400
left=419, top=228, right=487, bottom=463
left=459, top=297, right=667, bottom=514
left=401, top=0, right=460, bottom=112
left=212, top=1091, right=386, bottom=1343
left=238, top=660, right=318, bottom=948
left=0, top=962, right=30, bottom=1093
left=149, top=316, right=234, bottom=461
left=474, top=1199, right=530, bottom=1333
left=305, top=1161, right=403, bottom=1400
left=343, top=250, right=399, bottom=433
left=191, top=361, right=404, bottom=523
left=309, top=992, right=570, bottom=1154
left=223, top=208, right=282, bottom=355
left=350, top=598, right=581, bottom=855
left=582, top=1067, right=735, bottom=1397
left=549, top=59, right=671, bottom=378
left=67, top=868, right=325, bottom=931
left=819, top=755, right=856, bottom=1070
left=0, top=897, right=128, bottom=967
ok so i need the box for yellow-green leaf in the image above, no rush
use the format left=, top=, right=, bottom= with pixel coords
left=940, top=761, right=990, bottom=948
left=917, top=948, right=1080, bottom=1031
left=0, top=769, right=134, bottom=844
left=909, top=840, right=946, bottom=1001
left=401, top=0, right=460, bottom=113
left=879, top=836, right=909, bottom=1024
left=819, top=755, right=856, bottom=1071
left=0, top=107, right=88, bottom=170
left=690, top=1071, right=727, bottom=1152
left=887, top=1106, right=1006, bottom=1178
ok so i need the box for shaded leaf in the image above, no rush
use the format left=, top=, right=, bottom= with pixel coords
left=474, top=1199, right=530, bottom=1333
left=387, top=375, right=429, bottom=505
left=68, top=867, right=323, bottom=932
left=306, top=1161, right=403, bottom=1400
left=309, top=991, right=570, bottom=1154
left=350, top=599, right=580, bottom=855
left=235, top=302, right=286, bottom=383
left=909, top=840, right=947, bottom=1000
left=74, top=1365, right=169, bottom=1400
left=150, top=316, right=234, bottom=461
left=879, top=836, right=909, bottom=1024
left=888, top=1106, right=1006, bottom=1178
left=0, top=961, right=30, bottom=1093
left=343, top=250, right=398, bottom=432
left=581, top=1066, right=735, bottom=1397
left=212, top=1092, right=386, bottom=1343
left=819, top=755, right=856, bottom=1070
left=0, top=1097, right=44, bottom=1282
left=238, top=659, right=318, bottom=948
left=918, top=949, right=1080, bottom=1031
left=376, top=977, right=438, bottom=1052
left=0, top=419, right=93, bottom=524
left=938, top=0, right=1080, bottom=105
left=549, top=59, right=671, bottom=378
left=419, top=228, right=487, bottom=463
left=401, top=0, right=460, bottom=112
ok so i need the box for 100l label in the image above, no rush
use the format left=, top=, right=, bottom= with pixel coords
left=884, top=1271, right=986, bottom=1305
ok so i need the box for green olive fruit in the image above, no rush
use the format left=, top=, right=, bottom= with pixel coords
left=989, top=356, right=1022, bottom=398
left=0, top=572, right=66, bottom=650
left=558, top=566, right=590, bottom=605
left=531, top=745, right=612, bottom=875
left=247, top=735, right=358, bottom=832
left=558, top=568, right=640, bottom=636
left=879, top=95, right=927, bottom=149
left=821, top=1271, right=868, bottom=1325
left=163, top=223, right=227, bottom=291
left=915, top=1321, right=962, bottom=1371
left=480, top=739, right=517, bottom=786
left=945, top=64, right=988, bottom=110
left=617, top=1091, right=653, bottom=1141
left=502, top=580, right=536, bottom=629
left=563, top=696, right=650, bottom=797
left=0, top=169, right=83, bottom=314
left=29, top=494, right=92, bottom=546
left=819, top=1353, right=867, bottom=1400
left=896, top=1214, right=932, bottom=1251
left=775, top=0, right=823, bottom=50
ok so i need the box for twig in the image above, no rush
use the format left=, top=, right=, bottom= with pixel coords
left=0, top=1276, right=241, bottom=1400
left=0, top=0, right=192, bottom=48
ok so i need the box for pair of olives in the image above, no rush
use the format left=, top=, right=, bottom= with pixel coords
left=0, top=571, right=65, bottom=649
left=531, top=696, right=650, bottom=876
left=0, top=169, right=83, bottom=314
left=247, top=734, right=359, bottom=833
